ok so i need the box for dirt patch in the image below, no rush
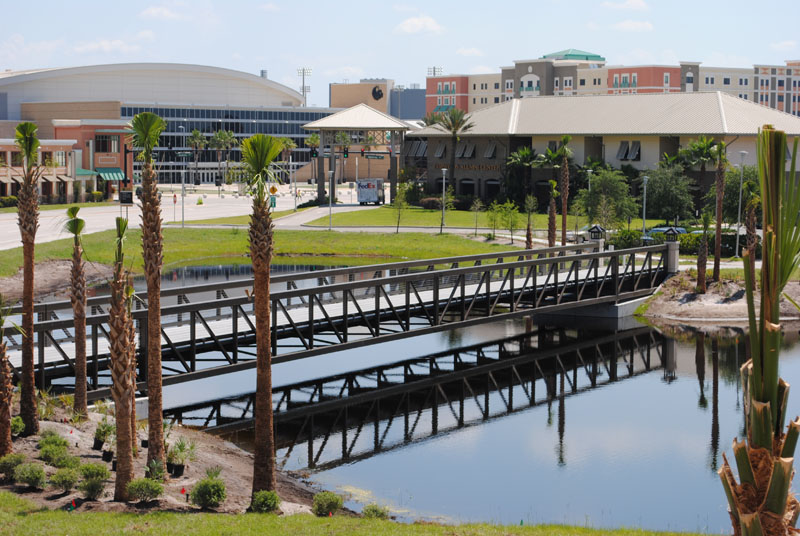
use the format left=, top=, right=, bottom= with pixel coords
left=642, top=272, right=800, bottom=326
left=1, top=410, right=329, bottom=515
left=0, top=260, right=113, bottom=302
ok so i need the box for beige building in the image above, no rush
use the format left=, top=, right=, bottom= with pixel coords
left=698, top=66, right=754, bottom=102
left=467, top=73, right=503, bottom=111
left=330, top=79, right=393, bottom=114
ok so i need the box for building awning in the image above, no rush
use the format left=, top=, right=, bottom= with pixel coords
left=57, top=175, right=75, bottom=183
left=95, top=129, right=133, bottom=134
left=0, top=175, right=14, bottom=184
left=76, top=168, right=97, bottom=177
left=96, top=167, right=125, bottom=182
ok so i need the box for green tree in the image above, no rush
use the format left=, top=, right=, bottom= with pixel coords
left=486, top=201, right=501, bottom=240
left=556, top=135, right=573, bottom=246
left=129, top=112, right=167, bottom=469
left=719, top=127, right=800, bottom=536
left=711, top=142, right=727, bottom=281
left=470, top=197, right=483, bottom=237
left=437, top=108, right=474, bottom=194
left=240, top=134, right=284, bottom=496
left=421, top=112, right=440, bottom=126
left=187, top=129, right=208, bottom=186
left=696, top=211, right=711, bottom=294
left=64, top=207, right=87, bottom=415
left=704, top=165, right=760, bottom=224
left=506, top=146, right=538, bottom=203
left=547, top=180, right=559, bottom=247
left=643, top=165, right=695, bottom=222
left=524, top=194, right=537, bottom=250
left=574, top=169, right=638, bottom=230
left=306, top=132, right=320, bottom=189
left=392, top=181, right=410, bottom=233
left=685, top=135, right=717, bottom=195
left=500, top=201, right=520, bottom=244
left=210, top=130, right=236, bottom=187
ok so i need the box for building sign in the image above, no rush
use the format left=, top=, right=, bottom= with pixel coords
left=433, top=163, right=502, bottom=172
left=119, top=190, right=134, bottom=206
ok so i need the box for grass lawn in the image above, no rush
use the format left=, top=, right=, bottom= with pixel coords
left=0, top=201, right=115, bottom=214
left=0, top=491, right=703, bottom=536
left=168, top=207, right=311, bottom=226
left=305, top=206, right=662, bottom=231
left=0, top=228, right=516, bottom=277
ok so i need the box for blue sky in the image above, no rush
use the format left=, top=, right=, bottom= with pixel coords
left=1, top=0, right=797, bottom=107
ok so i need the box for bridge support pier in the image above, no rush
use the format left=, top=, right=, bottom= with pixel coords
left=666, top=242, right=679, bottom=274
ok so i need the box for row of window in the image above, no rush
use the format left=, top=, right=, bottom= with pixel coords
left=472, top=97, right=500, bottom=105
left=615, top=141, right=641, bottom=162
left=120, top=106, right=329, bottom=122
left=436, top=82, right=457, bottom=94
left=472, top=82, right=500, bottom=90
left=1, top=151, right=68, bottom=166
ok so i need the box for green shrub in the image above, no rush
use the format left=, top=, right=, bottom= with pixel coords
left=89, top=191, right=105, bottom=202
left=190, top=477, right=227, bottom=509
left=362, top=503, right=390, bottom=519
left=251, top=490, right=281, bottom=513
left=419, top=197, right=441, bottom=210
left=50, top=468, right=80, bottom=492
left=196, top=197, right=204, bottom=205
left=649, top=232, right=666, bottom=245
left=39, top=444, right=68, bottom=463
left=678, top=232, right=702, bottom=255
left=144, top=460, right=166, bottom=482
left=94, top=420, right=114, bottom=443
left=14, top=463, right=46, bottom=489
left=79, top=463, right=110, bottom=481
left=312, top=491, right=343, bottom=517
left=127, top=477, right=164, bottom=502
left=50, top=453, right=81, bottom=469
left=10, top=416, right=24, bottom=436
left=609, top=229, right=642, bottom=249
left=79, top=478, right=105, bottom=500
left=0, top=196, right=18, bottom=208
left=0, top=453, right=26, bottom=480
left=38, top=432, right=68, bottom=450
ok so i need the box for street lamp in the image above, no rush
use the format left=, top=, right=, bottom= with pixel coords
left=178, top=125, right=186, bottom=228
left=641, top=175, right=649, bottom=237
left=440, top=168, right=448, bottom=234
left=735, top=150, right=748, bottom=257
left=328, top=170, right=335, bottom=231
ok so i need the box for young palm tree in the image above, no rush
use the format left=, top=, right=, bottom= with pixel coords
left=14, top=121, right=45, bottom=436
left=209, top=131, right=226, bottom=187
left=129, top=111, right=167, bottom=468
left=421, top=112, right=440, bottom=127
left=524, top=194, right=537, bottom=250
left=711, top=142, right=727, bottom=281
left=507, top=146, right=538, bottom=199
left=556, top=136, right=573, bottom=246
left=438, top=108, right=474, bottom=197
left=696, top=212, right=711, bottom=294
left=187, top=129, right=207, bottom=186
left=547, top=180, right=559, bottom=248
left=64, top=207, right=87, bottom=415
left=0, top=295, right=21, bottom=456
left=687, top=135, right=716, bottom=193
left=719, top=127, right=800, bottom=535
left=362, top=134, right=376, bottom=179
left=280, top=137, right=297, bottom=184
left=109, top=217, right=135, bottom=501
left=240, top=134, right=283, bottom=496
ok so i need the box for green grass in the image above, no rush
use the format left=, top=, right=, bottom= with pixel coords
left=0, top=228, right=515, bottom=277
left=305, top=206, right=662, bottom=231
left=168, top=207, right=311, bottom=226
left=0, top=491, right=703, bottom=536
left=0, top=201, right=115, bottom=214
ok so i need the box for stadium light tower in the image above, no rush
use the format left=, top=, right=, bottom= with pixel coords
left=427, top=66, right=443, bottom=76
left=297, top=67, right=312, bottom=106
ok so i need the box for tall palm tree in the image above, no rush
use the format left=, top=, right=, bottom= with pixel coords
left=547, top=180, right=559, bottom=248
left=696, top=212, right=711, bottom=294
left=109, top=217, right=135, bottom=501
left=129, top=111, right=167, bottom=468
left=711, top=142, right=727, bottom=281
left=719, top=127, right=800, bottom=535
left=362, top=134, right=376, bottom=179
left=209, top=131, right=226, bottom=187
left=421, top=112, right=440, bottom=126
left=306, top=133, right=320, bottom=189
left=555, top=136, right=573, bottom=245
left=240, top=134, right=283, bottom=497
left=0, top=295, right=20, bottom=456
left=507, top=146, right=538, bottom=200
left=64, top=207, right=87, bottom=415
left=14, top=121, right=44, bottom=436
left=524, top=194, right=537, bottom=250
left=686, top=135, right=716, bottom=194
left=280, top=137, right=297, bottom=185
left=437, top=108, right=474, bottom=198
left=187, top=129, right=207, bottom=186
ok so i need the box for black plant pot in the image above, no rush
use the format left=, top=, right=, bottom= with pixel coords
left=171, top=464, right=185, bottom=478
left=102, top=450, right=114, bottom=462
left=111, top=460, right=117, bottom=472
left=92, top=438, right=104, bottom=451
left=166, top=462, right=175, bottom=474
left=141, top=439, right=148, bottom=448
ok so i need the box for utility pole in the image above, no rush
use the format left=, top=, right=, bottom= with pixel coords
left=297, top=67, right=312, bottom=107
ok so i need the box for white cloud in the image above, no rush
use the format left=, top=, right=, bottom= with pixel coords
left=259, top=3, right=279, bottom=12
left=612, top=19, right=653, bottom=32
left=394, top=15, right=442, bottom=34
left=456, top=47, right=484, bottom=57
left=0, top=34, right=63, bottom=68
left=135, top=30, right=156, bottom=41
left=74, top=39, right=140, bottom=54
left=469, top=65, right=495, bottom=74
left=601, top=0, right=648, bottom=10
left=139, top=5, right=183, bottom=19
left=770, top=40, right=797, bottom=52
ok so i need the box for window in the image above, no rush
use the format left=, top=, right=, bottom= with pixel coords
left=687, top=74, right=694, bottom=84
left=554, top=78, right=559, bottom=88
left=443, top=83, right=449, bottom=92
left=778, top=80, right=785, bottom=88
left=54, top=151, right=67, bottom=166
left=616, top=141, right=630, bottom=160
left=444, top=97, right=449, bottom=105
left=744, top=78, right=749, bottom=86
left=434, top=143, right=446, bottom=158
left=580, top=79, right=586, bottom=86
left=494, top=82, right=500, bottom=89
left=452, top=82, right=456, bottom=93
left=723, top=77, right=730, bottom=85
left=472, top=98, right=476, bottom=104
left=622, top=75, right=629, bottom=87
left=484, top=142, right=497, bottom=159
left=455, top=143, right=466, bottom=158
left=628, top=141, right=641, bottom=161
left=505, top=80, right=513, bottom=90
left=632, top=74, right=637, bottom=87
left=494, top=97, right=499, bottom=103
left=95, top=135, right=119, bottom=153
left=437, top=83, right=442, bottom=93
left=473, top=84, right=476, bottom=90
left=40, top=152, right=52, bottom=165
left=778, top=95, right=784, bottom=102
left=613, top=74, right=619, bottom=87
left=564, top=77, right=572, bottom=87
left=437, top=97, right=441, bottom=105
left=10, top=152, right=22, bottom=166
left=463, top=143, right=475, bottom=158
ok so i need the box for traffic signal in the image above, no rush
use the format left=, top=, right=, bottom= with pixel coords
left=343, top=147, right=349, bottom=158
left=311, top=148, right=318, bottom=158
left=360, top=148, right=365, bottom=157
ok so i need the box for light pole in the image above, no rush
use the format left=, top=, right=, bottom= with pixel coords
left=328, top=170, right=334, bottom=231
left=178, top=125, right=185, bottom=228
left=440, top=168, right=447, bottom=234
left=585, top=168, right=593, bottom=228
left=297, top=67, right=312, bottom=107
left=641, top=175, right=649, bottom=237
left=735, top=150, right=748, bottom=257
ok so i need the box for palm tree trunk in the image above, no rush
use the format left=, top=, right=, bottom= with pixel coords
left=560, top=157, right=569, bottom=246
left=17, top=178, right=38, bottom=436
left=140, top=161, right=165, bottom=468
left=128, top=299, right=137, bottom=460
left=713, top=163, right=724, bottom=281
left=250, top=195, right=276, bottom=494
left=0, top=340, right=12, bottom=456
left=697, top=237, right=707, bottom=293
left=548, top=195, right=556, bottom=248
left=746, top=206, right=757, bottom=278
left=71, top=240, right=87, bottom=416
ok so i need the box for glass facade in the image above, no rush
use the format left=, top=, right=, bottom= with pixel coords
left=120, top=105, right=334, bottom=184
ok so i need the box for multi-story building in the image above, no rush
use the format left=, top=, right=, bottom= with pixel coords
left=329, top=79, right=425, bottom=119
left=605, top=66, right=681, bottom=94
left=467, top=73, right=503, bottom=111
left=425, top=75, right=469, bottom=114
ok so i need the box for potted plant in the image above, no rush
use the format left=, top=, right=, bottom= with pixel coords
left=93, top=419, right=114, bottom=451
left=102, top=428, right=116, bottom=462
left=166, top=445, right=176, bottom=474
left=169, top=437, right=196, bottom=478
left=138, top=421, right=149, bottom=448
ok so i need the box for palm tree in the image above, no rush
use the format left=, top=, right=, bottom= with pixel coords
left=109, top=217, right=135, bottom=501
left=711, top=142, right=727, bottom=281
left=547, top=180, right=559, bottom=248
left=507, top=146, right=538, bottom=200
left=437, top=108, right=474, bottom=198
left=240, top=134, right=283, bottom=497
left=555, top=136, right=573, bottom=245
left=14, top=121, right=44, bottom=436
left=524, top=194, right=537, bottom=250
left=280, top=137, right=297, bottom=185
left=744, top=186, right=761, bottom=278
left=64, top=207, right=87, bottom=415
left=362, top=134, right=376, bottom=179
left=421, top=112, right=440, bottom=126
left=719, top=127, right=800, bottom=535
left=209, top=131, right=226, bottom=187
left=686, top=135, right=716, bottom=194
left=306, top=133, right=320, bottom=189
left=187, top=129, right=207, bottom=186
left=0, top=295, right=21, bottom=456
left=696, top=212, right=711, bottom=293
left=129, top=111, right=167, bottom=468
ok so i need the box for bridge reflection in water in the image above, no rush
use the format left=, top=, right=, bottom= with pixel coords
left=163, top=324, right=667, bottom=471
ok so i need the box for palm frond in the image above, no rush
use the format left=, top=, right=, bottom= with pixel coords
left=128, top=112, right=166, bottom=163
left=14, top=122, right=40, bottom=161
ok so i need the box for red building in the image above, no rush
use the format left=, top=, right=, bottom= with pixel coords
left=425, top=75, right=469, bottom=114
left=607, top=66, right=681, bottom=94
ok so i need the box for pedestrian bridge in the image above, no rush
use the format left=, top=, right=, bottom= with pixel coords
left=3, top=241, right=675, bottom=399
